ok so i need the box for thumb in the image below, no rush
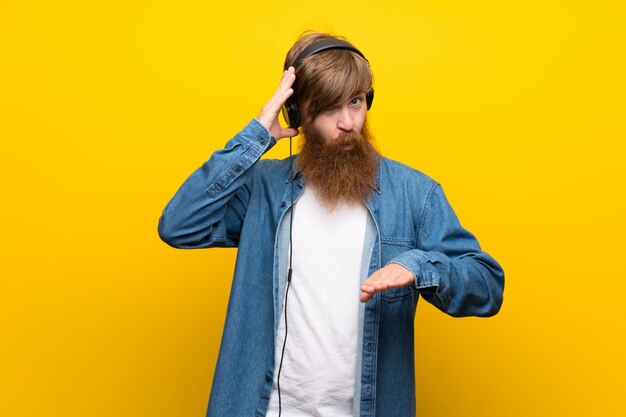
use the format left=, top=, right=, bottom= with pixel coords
left=277, top=127, right=299, bottom=140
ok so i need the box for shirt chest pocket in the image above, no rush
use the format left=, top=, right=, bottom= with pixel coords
left=379, top=238, right=416, bottom=303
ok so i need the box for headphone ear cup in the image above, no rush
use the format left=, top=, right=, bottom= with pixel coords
left=366, top=88, right=375, bottom=110
left=282, top=97, right=301, bottom=129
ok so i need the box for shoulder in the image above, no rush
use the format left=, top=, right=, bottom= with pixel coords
left=256, top=154, right=295, bottom=173
left=251, top=155, right=296, bottom=188
left=379, top=157, right=441, bottom=189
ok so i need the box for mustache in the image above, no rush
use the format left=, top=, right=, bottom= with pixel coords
left=334, top=130, right=363, bottom=145
left=320, top=130, right=366, bottom=153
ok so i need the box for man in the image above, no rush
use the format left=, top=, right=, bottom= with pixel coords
left=158, top=32, right=504, bottom=417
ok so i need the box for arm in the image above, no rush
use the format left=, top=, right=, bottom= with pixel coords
left=158, top=67, right=298, bottom=249
left=361, top=184, right=504, bottom=317
left=158, top=119, right=272, bottom=248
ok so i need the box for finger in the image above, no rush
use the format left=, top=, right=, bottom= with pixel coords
left=361, top=271, right=385, bottom=290
left=264, top=67, right=296, bottom=110
left=280, top=66, right=296, bottom=87
left=361, top=287, right=376, bottom=296
left=282, top=127, right=299, bottom=137
left=277, top=87, right=294, bottom=106
left=265, top=83, right=293, bottom=116
left=273, top=73, right=295, bottom=105
left=281, top=66, right=296, bottom=84
left=373, top=281, right=391, bottom=291
left=259, top=88, right=292, bottom=124
left=275, top=127, right=299, bottom=140
left=272, top=68, right=295, bottom=99
left=360, top=278, right=396, bottom=296
left=274, top=69, right=296, bottom=101
left=360, top=291, right=374, bottom=303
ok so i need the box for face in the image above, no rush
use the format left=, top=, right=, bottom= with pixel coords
left=308, top=93, right=368, bottom=147
left=297, top=92, right=379, bottom=210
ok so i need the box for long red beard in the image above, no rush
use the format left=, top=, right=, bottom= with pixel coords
left=296, top=125, right=380, bottom=210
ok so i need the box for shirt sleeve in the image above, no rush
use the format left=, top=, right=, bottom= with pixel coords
left=158, top=118, right=276, bottom=249
left=389, top=184, right=505, bottom=317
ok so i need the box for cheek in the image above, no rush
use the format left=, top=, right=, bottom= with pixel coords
left=313, top=117, right=336, bottom=136
left=356, top=113, right=367, bottom=132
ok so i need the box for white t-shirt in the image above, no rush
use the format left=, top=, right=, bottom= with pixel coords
left=266, top=186, right=368, bottom=417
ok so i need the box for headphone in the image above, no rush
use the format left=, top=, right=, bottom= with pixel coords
left=282, top=38, right=375, bottom=129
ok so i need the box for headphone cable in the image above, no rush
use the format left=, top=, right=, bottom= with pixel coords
left=277, top=134, right=295, bottom=417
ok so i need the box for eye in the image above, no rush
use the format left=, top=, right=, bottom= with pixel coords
left=350, top=97, right=361, bottom=105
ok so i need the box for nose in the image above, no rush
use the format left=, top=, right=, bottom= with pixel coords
left=337, top=107, right=355, bottom=132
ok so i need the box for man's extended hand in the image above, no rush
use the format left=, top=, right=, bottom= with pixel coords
left=257, top=66, right=299, bottom=140
left=360, top=263, right=415, bottom=303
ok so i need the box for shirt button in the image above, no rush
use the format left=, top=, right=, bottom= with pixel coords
left=366, top=341, right=373, bottom=351
left=234, top=164, right=242, bottom=172
left=280, top=201, right=286, bottom=208
left=266, top=373, right=272, bottom=383
left=260, top=138, right=267, bottom=146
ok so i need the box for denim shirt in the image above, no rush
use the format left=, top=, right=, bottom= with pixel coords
left=158, top=119, right=504, bottom=417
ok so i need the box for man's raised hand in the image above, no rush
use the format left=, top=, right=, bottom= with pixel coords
left=257, top=66, right=299, bottom=140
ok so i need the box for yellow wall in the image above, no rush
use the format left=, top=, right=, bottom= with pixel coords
left=1, top=1, right=624, bottom=416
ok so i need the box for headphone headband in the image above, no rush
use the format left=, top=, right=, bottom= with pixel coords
left=291, top=39, right=368, bottom=69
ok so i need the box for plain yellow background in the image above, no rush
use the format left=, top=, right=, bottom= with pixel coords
left=1, top=1, right=624, bottom=416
